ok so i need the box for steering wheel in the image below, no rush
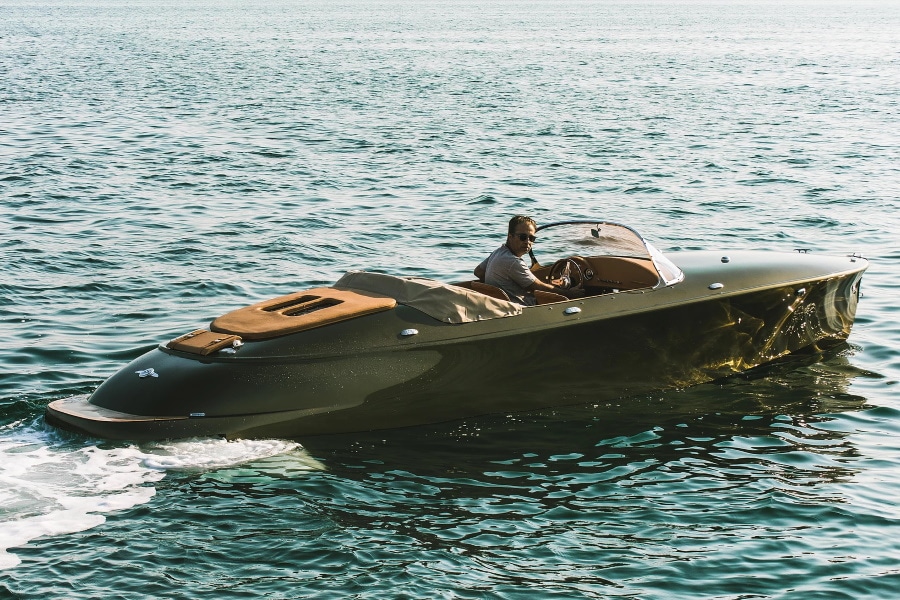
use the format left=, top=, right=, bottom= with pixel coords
left=549, top=256, right=589, bottom=290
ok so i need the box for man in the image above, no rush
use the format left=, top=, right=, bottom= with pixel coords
left=474, top=215, right=572, bottom=306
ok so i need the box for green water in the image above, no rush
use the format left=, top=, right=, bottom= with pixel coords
left=2, top=1, right=899, bottom=597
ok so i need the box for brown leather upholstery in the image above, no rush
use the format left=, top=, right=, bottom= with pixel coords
left=470, top=281, right=511, bottom=301
left=210, top=287, right=396, bottom=340
left=533, top=290, right=568, bottom=305
left=587, top=257, right=659, bottom=289
left=470, top=281, right=567, bottom=305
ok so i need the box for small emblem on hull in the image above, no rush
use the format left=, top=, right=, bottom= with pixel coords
left=136, top=368, right=159, bottom=378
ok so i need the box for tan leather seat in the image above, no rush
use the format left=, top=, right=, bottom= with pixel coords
left=533, top=290, right=568, bottom=305
left=471, top=281, right=567, bottom=306
left=470, top=281, right=511, bottom=301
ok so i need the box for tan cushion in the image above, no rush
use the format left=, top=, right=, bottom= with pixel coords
left=470, top=281, right=511, bottom=301
left=533, top=290, right=568, bottom=304
left=210, top=287, right=396, bottom=340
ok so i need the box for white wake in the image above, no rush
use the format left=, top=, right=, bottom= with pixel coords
left=0, top=411, right=320, bottom=570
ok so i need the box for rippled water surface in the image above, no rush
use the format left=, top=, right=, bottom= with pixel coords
left=2, top=0, right=899, bottom=597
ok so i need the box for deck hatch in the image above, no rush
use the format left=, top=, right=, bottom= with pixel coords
left=263, top=295, right=320, bottom=312
left=210, top=287, right=396, bottom=340
left=281, top=298, right=344, bottom=317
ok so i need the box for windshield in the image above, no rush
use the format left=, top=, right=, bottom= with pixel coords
left=534, top=222, right=648, bottom=259
left=532, top=221, right=684, bottom=287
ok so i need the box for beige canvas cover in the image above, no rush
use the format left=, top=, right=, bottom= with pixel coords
left=333, top=271, right=523, bottom=324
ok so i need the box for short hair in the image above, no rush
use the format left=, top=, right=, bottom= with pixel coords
left=507, top=215, right=537, bottom=236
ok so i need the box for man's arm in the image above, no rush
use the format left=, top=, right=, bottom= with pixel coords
left=527, top=278, right=566, bottom=294
left=474, top=263, right=486, bottom=280
left=527, top=275, right=584, bottom=298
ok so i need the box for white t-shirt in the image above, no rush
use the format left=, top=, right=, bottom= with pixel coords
left=476, top=244, right=537, bottom=305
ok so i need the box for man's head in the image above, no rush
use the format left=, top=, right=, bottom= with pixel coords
left=506, top=215, right=537, bottom=257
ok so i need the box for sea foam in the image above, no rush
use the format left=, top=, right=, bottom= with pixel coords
left=0, top=407, right=317, bottom=570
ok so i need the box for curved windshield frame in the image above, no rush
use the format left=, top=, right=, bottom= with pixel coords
left=531, top=221, right=684, bottom=287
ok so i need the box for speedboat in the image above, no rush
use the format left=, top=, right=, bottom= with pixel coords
left=45, top=220, right=868, bottom=441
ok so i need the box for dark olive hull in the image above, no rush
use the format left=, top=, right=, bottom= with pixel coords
left=45, top=251, right=866, bottom=440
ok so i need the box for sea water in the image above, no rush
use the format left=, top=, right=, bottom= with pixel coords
left=2, top=0, right=899, bottom=597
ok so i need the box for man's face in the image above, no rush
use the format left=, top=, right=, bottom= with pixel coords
left=507, top=222, right=536, bottom=257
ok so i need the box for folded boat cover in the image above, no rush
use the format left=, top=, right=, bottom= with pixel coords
left=333, top=271, right=522, bottom=324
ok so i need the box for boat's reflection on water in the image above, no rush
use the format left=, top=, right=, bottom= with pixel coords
left=300, top=344, right=872, bottom=485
